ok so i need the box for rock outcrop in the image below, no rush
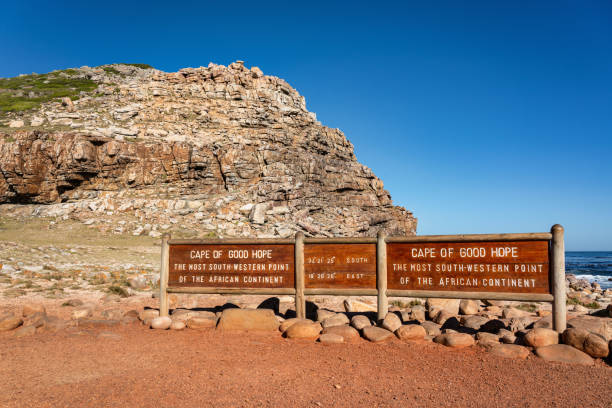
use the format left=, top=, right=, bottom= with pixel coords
left=0, top=62, right=416, bottom=238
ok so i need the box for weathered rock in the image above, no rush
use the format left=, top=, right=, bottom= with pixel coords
left=476, top=332, right=500, bottom=346
left=22, top=304, right=45, bottom=317
left=321, top=313, right=349, bottom=329
left=583, top=333, right=609, bottom=358
left=427, top=298, right=460, bottom=316
left=459, top=300, right=479, bottom=315
left=462, top=315, right=489, bottom=331
left=408, top=306, right=426, bottom=323
left=507, top=317, right=532, bottom=333
left=524, top=328, right=559, bottom=348
left=395, top=324, right=426, bottom=341
left=498, top=329, right=517, bottom=344
left=186, top=317, right=217, bottom=329
left=139, top=309, right=159, bottom=322
left=284, top=321, right=322, bottom=339
left=532, top=315, right=553, bottom=329
left=362, top=326, right=393, bottom=343
left=344, top=299, right=377, bottom=313
left=71, top=305, right=93, bottom=320
left=487, top=344, right=530, bottom=359
left=316, top=309, right=336, bottom=322
left=433, top=333, right=475, bottom=348
left=433, top=310, right=455, bottom=326
left=535, top=344, right=594, bottom=365
left=381, top=313, right=402, bottom=332
left=170, top=320, right=186, bottom=330
left=171, top=309, right=215, bottom=322
left=350, top=315, right=372, bottom=331
left=14, top=325, right=36, bottom=338
left=77, top=319, right=120, bottom=328
left=322, top=325, right=360, bottom=342
left=502, top=307, right=526, bottom=319
left=562, top=327, right=589, bottom=351
left=279, top=318, right=309, bottom=333
left=217, top=308, right=279, bottom=331
left=421, top=321, right=442, bottom=337
left=101, top=309, right=123, bottom=320
left=62, top=299, right=83, bottom=307
left=319, top=333, right=344, bottom=344
left=150, top=316, right=172, bottom=330
left=567, top=316, right=612, bottom=341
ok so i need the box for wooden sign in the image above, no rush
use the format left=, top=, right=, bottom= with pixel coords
left=304, top=243, right=376, bottom=289
left=168, top=244, right=294, bottom=288
left=387, top=241, right=550, bottom=293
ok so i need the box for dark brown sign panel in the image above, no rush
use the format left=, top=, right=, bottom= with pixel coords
left=304, top=244, right=376, bottom=289
left=387, top=241, right=550, bottom=293
left=168, top=244, right=294, bottom=288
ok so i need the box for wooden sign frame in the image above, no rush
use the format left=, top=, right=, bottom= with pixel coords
left=159, top=225, right=566, bottom=332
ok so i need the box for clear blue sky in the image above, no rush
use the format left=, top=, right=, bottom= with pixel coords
left=1, top=1, right=611, bottom=250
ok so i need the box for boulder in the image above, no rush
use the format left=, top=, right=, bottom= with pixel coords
left=316, top=309, right=336, bottom=322
left=284, top=321, right=322, bottom=340
left=409, top=306, right=426, bottom=323
left=217, top=309, right=278, bottom=331
left=343, top=299, right=376, bottom=313
left=321, top=313, right=349, bottom=329
left=381, top=313, right=402, bottom=332
left=498, top=329, right=517, bottom=344
left=319, top=333, right=344, bottom=344
left=567, top=316, right=612, bottom=341
left=433, top=310, right=455, bottom=326
left=0, top=315, right=23, bottom=331
left=502, top=307, right=527, bottom=319
left=350, top=315, right=371, bottom=331
left=187, top=316, right=216, bottom=329
left=171, top=310, right=215, bottom=322
left=280, top=318, right=310, bottom=333
left=487, top=344, right=530, bottom=359
left=535, top=344, right=594, bottom=365
left=139, top=309, right=159, bottom=322
left=462, top=315, right=489, bottom=331
left=14, top=325, right=36, bottom=338
left=362, top=326, right=393, bottom=343
left=427, top=298, right=460, bottom=316
left=476, top=332, right=500, bottom=346
left=151, top=316, right=172, bottom=330
left=170, top=320, right=186, bottom=330
left=433, top=333, right=475, bottom=348
left=607, top=304, right=612, bottom=318
left=583, top=333, right=609, bottom=358
left=524, top=328, right=559, bottom=348
left=562, top=327, right=589, bottom=351
left=459, top=299, right=479, bottom=315
left=508, top=317, right=532, bottom=333
left=421, top=321, right=442, bottom=337
left=22, top=304, right=46, bottom=317
left=395, top=324, right=426, bottom=341
left=71, top=305, right=93, bottom=320
left=532, top=315, right=553, bottom=329
left=322, top=325, right=360, bottom=342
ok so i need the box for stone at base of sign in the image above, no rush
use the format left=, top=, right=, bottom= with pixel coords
left=319, top=333, right=344, bottom=344
left=151, top=316, right=172, bottom=330
left=535, top=344, right=594, bottom=365
left=170, top=320, right=186, bottom=330
left=487, top=344, right=530, bottom=359
left=343, top=299, right=377, bottom=313
left=381, top=313, right=401, bottom=332
left=322, top=325, right=360, bottom=342
left=279, top=318, right=308, bottom=333
left=350, top=315, right=372, bottom=331
left=524, top=328, right=559, bottom=348
left=187, top=316, right=216, bottom=329
left=433, top=333, right=475, bottom=348
left=321, top=313, right=349, bottom=329
left=395, top=324, right=426, bottom=341
left=362, top=326, right=393, bottom=342
left=217, top=309, right=279, bottom=331
left=284, top=321, right=322, bottom=339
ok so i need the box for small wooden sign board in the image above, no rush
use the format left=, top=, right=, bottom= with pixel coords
left=159, top=225, right=566, bottom=332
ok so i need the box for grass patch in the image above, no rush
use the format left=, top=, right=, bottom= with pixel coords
left=102, top=66, right=122, bottom=76
left=0, top=70, right=98, bottom=115
left=107, top=285, right=129, bottom=297
left=516, top=303, right=537, bottom=313
left=121, top=63, right=153, bottom=69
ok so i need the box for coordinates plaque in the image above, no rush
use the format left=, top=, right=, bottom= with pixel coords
left=304, top=243, right=376, bottom=289
left=387, top=241, right=550, bottom=293
left=168, top=244, right=294, bottom=288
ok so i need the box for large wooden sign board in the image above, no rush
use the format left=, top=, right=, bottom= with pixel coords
left=159, top=225, right=567, bottom=332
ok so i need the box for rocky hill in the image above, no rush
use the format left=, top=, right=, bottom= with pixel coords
left=0, top=62, right=416, bottom=239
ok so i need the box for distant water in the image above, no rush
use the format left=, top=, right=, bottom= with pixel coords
left=566, top=251, right=612, bottom=290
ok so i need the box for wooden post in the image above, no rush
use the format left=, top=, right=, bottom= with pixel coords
left=551, top=224, right=566, bottom=332
left=295, top=232, right=305, bottom=319
left=377, top=230, right=388, bottom=322
left=160, top=234, right=170, bottom=317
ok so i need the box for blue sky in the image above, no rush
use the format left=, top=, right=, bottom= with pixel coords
left=1, top=1, right=611, bottom=250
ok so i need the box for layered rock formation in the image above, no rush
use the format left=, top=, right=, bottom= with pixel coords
left=0, top=62, right=416, bottom=238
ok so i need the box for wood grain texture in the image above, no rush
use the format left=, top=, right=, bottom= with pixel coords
left=168, top=244, right=294, bottom=288
left=387, top=240, right=550, bottom=294
left=304, top=243, right=376, bottom=289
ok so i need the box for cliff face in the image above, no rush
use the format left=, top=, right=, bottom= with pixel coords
left=0, top=62, right=416, bottom=238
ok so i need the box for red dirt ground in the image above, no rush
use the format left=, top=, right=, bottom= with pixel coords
left=1, top=325, right=611, bottom=408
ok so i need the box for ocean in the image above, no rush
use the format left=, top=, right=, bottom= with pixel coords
left=566, top=251, right=612, bottom=290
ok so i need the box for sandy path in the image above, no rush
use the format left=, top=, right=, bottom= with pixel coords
left=1, top=326, right=610, bottom=408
